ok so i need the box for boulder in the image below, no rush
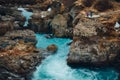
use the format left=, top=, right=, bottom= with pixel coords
left=67, top=11, right=120, bottom=68
left=47, top=44, right=58, bottom=53
left=28, top=12, right=52, bottom=34
left=70, top=5, right=84, bottom=19
left=0, top=6, right=26, bottom=29
left=61, top=0, right=76, bottom=11
left=81, top=0, right=94, bottom=7
left=0, top=30, right=51, bottom=79
left=0, top=21, right=13, bottom=36
left=67, top=38, right=120, bottom=67
left=51, top=14, right=73, bottom=38
left=73, top=18, right=98, bottom=38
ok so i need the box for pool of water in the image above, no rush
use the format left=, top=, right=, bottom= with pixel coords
left=18, top=8, right=33, bottom=27
left=32, top=34, right=118, bottom=80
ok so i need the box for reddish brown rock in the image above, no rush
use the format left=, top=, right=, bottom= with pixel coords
left=67, top=38, right=120, bottom=67
left=47, top=44, right=58, bottom=53
left=0, top=30, right=50, bottom=79
left=51, top=14, right=73, bottom=38
left=67, top=1, right=120, bottom=68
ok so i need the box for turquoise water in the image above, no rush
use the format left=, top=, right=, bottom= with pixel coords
left=18, top=8, right=33, bottom=26
left=18, top=8, right=119, bottom=80
left=32, top=34, right=118, bottom=80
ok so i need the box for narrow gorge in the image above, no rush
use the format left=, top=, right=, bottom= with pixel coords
left=0, top=0, right=120, bottom=80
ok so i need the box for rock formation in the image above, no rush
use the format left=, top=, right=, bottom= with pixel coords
left=67, top=0, right=120, bottom=70
left=47, top=44, right=58, bottom=53
left=0, top=6, right=26, bottom=36
left=0, top=30, right=50, bottom=79
left=0, top=0, right=120, bottom=79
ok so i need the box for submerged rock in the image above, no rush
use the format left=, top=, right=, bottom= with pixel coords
left=47, top=44, right=58, bottom=53
left=45, top=34, right=54, bottom=39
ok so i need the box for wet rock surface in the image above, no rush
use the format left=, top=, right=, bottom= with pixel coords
left=27, top=0, right=73, bottom=38
left=47, top=44, right=58, bottom=53
left=51, top=14, right=73, bottom=38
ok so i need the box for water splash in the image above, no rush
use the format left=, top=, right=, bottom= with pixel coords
left=18, top=8, right=33, bottom=27
left=32, top=34, right=118, bottom=80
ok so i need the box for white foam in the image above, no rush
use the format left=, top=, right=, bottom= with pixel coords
left=47, top=8, right=52, bottom=12
left=32, top=34, right=119, bottom=80
left=115, top=22, right=120, bottom=28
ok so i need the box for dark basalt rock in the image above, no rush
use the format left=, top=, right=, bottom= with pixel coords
left=61, top=0, right=76, bottom=11
left=94, top=0, right=113, bottom=12
left=28, top=15, right=52, bottom=34
left=0, top=0, right=37, bottom=5
left=0, top=6, right=26, bottom=35
left=0, top=67, right=25, bottom=80
left=0, top=21, right=13, bottom=36
left=0, top=6, right=13, bottom=15
left=81, top=0, right=94, bottom=7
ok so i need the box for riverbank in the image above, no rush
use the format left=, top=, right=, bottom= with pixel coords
left=0, top=0, right=120, bottom=80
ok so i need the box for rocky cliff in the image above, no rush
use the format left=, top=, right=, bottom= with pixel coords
left=0, top=0, right=120, bottom=79
left=66, top=0, right=120, bottom=73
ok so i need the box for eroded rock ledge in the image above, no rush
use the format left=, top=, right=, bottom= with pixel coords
left=0, top=30, right=50, bottom=80
left=0, top=0, right=120, bottom=79
left=67, top=0, right=120, bottom=72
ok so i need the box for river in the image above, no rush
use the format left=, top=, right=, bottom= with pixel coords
left=18, top=8, right=119, bottom=80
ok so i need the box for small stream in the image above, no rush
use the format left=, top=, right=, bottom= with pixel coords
left=18, top=8, right=119, bottom=80
left=18, top=7, right=33, bottom=27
